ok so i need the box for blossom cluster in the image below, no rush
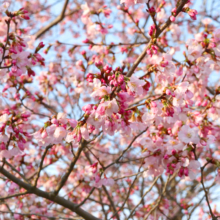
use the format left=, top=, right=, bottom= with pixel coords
left=0, top=0, right=220, bottom=219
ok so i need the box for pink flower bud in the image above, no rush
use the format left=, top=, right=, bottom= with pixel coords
left=171, top=164, right=176, bottom=168
left=41, top=130, right=48, bottom=139
left=81, top=50, right=86, bottom=55
left=82, top=39, right=90, bottom=43
left=151, top=101, right=157, bottom=108
left=172, top=8, right=177, bottom=13
left=51, top=118, right=58, bottom=125
left=164, top=154, right=169, bottom=159
left=172, top=149, right=177, bottom=155
left=166, top=89, right=172, bottom=95
left=170, top=16, right=175, bottom=22
left=184, top=168, right=189, bottom=176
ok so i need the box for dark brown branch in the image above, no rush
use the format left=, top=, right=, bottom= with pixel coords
left=4, top=161, right=29, bottom=183
left=0, top=166, right=101, bottom=220
left=200, top=163, right=217, bottom=220
left=0, top=191, right=29, bottom=201
left=53, top=140, right=88, bottom=196
left=143, top=175, right=170, bottom=220
left=126, top=0, right=188, bottom=77
left=192, top=146, right=217, bottom=220
left=102, top=185, right=120, bottom=220
left=0, top=210, right=82, bottom=220
left=127, top=176, right=160, bottom=219
left=35, top=0, right=78, bottom=39
left=76, top=187, right=95, bottom=208
left=111, top=163, right=144, bottom=219
left=104, top=127, right=148, bottom=170
left=34, top=145, right=52, bottom=187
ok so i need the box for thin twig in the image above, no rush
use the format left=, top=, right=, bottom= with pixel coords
left=143, top=175, right=170, bottom=220
left=103, top=185, right=120, bottom=220
left=34, top=145, right=52, bottom=187
left=35, top=0, right=72, bottom=39
left=127, top=175, right=160, bottom=219
left=53, top=140, right=88, bottom=196
left=104, top=128, right=148, bottom=170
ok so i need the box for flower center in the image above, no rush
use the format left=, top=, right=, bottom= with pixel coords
left=187, top=133, right=192, bottom=138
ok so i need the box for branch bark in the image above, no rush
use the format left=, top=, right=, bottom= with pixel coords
left=126, top=0, right=188, bottom=77
left=53, top=140, right=88, bottom=196
left=35, top=0, right=76, bottom=39
left=0, top=165, right=101, bottom=220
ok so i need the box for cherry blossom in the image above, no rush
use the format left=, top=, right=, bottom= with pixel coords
left=127, top=75, right=145, bottom=95
left=178, top=125, right=200, bottom=144
left=0, top=1, right=219, bottom=220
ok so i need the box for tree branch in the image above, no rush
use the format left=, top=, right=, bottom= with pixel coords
left=102, top=185, right=120, bottom=220
left=127, top=176, right=160, bottom=219
left=0, top=166, right=101, bottom=220
left=53, top=140, right=88, bottom=196
left=34, top=145, right=53, bottom=187
left=35, top=0, right=78, bottom=39
left=126, top=0, right=188, bottom=77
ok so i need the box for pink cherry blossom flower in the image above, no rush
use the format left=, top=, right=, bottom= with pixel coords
left=57, top=112, right=68, bottom=124
left=127, top=75, right=145, bottom=95
left=87, top=111, right=103, bottom=130
left=68, top=119, right=77, bottom=128
left=81, top=3, right=90, bottom=17
left=120, top=0, right=144, bottom=6
left=0, top=2, right=10, bottom=12
left=82, top=104, right=93, bottom=114
left=65, top=132, right=75, bottom=143
left=178, top=125, right=200, bottom=144
left=157, top=9, right=167, bottom=23
left=213, top=29, right=220, bottom=42
left=166, top=138, right=184, bottom=154
left=187, top=9, right=198, bottom=20
left=91, top=79, right=111, bottom=98
left=97, top=99, right=119, bottom=117
left=186, top=39, right=203, bottom=61
left=0, top=148, right=21, bottom=159
left=0, top=114, right=8, bottom=126
left=54, top=127, right=67, bottom=142
left=103, top=119, right=118, bottom=135
left=80, top=126, right=90, bottom=140
left=187, top=160, right=200, bottom=180
left=0, top=134, right=9, bottom=143
left=195, top=33, right=205, bottom=42
left=202, top=18, right=212, bottom=25
left=11, top=51, right=30, bottom=68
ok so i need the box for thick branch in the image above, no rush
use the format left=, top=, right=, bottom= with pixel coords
left=0, top=166, right=101, bottom=220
